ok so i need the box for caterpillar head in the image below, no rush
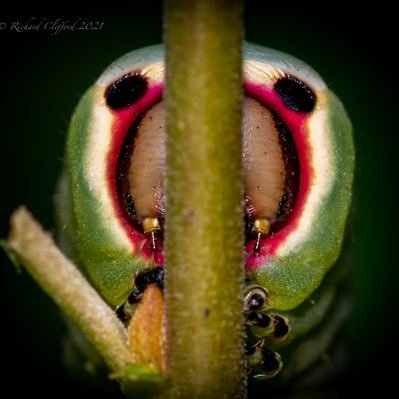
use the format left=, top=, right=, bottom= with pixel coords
left=59, top=42, right=354, bottom=310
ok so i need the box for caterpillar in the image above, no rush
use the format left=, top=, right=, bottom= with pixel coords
left=56, top=42, right=354, bottom=391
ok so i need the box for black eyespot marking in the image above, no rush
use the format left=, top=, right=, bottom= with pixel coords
left=274, top=76, right=316, bottom=113
left=105, top=73, right=148, bottom=109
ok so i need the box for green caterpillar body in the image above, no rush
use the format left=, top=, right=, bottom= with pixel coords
left=57, top=42, right=354, bottom=387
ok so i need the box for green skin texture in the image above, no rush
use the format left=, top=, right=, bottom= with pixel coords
left=58, top=88, right=142, bottom=306
left=245, top=236, right=352, bottom=386
left=253, top=90, right=354, bottom=311
left=273, top=240, right=352, bottom=383
left=58, top=44, right=354, bottom=317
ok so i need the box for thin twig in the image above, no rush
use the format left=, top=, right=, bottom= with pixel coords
left=6, top=206, right=132, bottom=372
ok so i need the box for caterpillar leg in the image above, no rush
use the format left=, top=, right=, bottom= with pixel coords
left=117, top=277, right=291, bottom=381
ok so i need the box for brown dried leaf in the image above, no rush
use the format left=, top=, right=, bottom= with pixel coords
left=127, top=284, right=165, bottom=372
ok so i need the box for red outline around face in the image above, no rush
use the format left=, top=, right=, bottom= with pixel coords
left=106, top=79, right=313, bottom=270
left=107, top=82, right=164, bottom=264
left=243, top=82, right=313, bottom=268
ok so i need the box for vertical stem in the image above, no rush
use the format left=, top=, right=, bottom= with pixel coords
left=164, top=1, right=245, bottom=398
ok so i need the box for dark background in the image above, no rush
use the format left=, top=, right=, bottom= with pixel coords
left=0, top=1, right=397, bottom=396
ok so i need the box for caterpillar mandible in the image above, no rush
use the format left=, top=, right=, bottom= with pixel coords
left=56, top=42, right=354, bottom=385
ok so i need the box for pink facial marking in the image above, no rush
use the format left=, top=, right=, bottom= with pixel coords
left=107, top=81, right=164, bottom=264
left=244, top=81, right=313, bottom=269
left=106, top=78, right=313, bottom=270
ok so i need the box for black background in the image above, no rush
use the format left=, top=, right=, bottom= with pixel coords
left=0, top=1, right=397, bottom=397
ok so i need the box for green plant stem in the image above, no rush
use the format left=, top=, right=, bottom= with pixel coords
left=6, top=207, right=132, bottom=372
left=164, top=1, right=245, bottom=398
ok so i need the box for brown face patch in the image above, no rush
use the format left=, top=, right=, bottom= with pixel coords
left=127, top=284, right=165, bottom=372
left=242, top=97, right=299, bottom=238
left=117, top=97, right=299, bottom=249
left=128, top=102, right=166, bottom=223
left=243, top=97, right=286, bottom=223
left=117, top=102, right=166, bottom=234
